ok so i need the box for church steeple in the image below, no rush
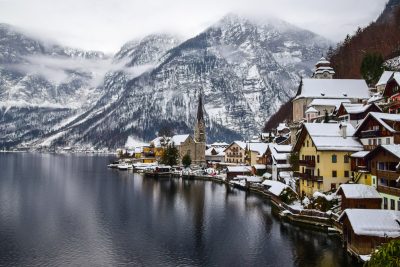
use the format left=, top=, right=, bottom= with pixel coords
left=194, top=93, right=206, bottom=143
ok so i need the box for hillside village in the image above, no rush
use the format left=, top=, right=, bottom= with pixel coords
left=116, top=56, right=400, bottom=261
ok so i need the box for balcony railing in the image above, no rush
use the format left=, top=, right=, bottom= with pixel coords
left=360, top=130, right=380, bottom=138
left=351, top=165, right=369, bottom=172
left=376, top=170, right=400, bottom=181
left=298, top=172, right=323, bottom=181
left=377, top=185, right=400, bottom=197
left=299, top=159, right=315, bottom=167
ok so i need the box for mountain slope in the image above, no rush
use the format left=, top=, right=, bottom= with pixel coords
left=41, top=14, right=330, bottom=148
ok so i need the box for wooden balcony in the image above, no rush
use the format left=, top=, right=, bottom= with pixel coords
left=299, top=159, right=315, bottom=168
left=377, top=185, right=400, bottom=197
left=360, top=130, right=380, bottom=138
left=298, top=172, right=323, bottom=181
left=351, top=165, right=369, bottom=172
left=376, top=170, right=400, bottom=181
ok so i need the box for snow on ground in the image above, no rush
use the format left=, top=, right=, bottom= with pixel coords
left=313, top=191, right=335, bottom=201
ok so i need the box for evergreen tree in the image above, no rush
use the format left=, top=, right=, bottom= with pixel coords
left=160, top=143, right=179, bottom=166
left=182, top=154, right=192, bottom=168
left=360, top=52, right=384, bottom=86
left=365, top=240, right=400, bottom=267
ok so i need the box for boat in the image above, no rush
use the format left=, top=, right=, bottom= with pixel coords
left=144, top=166, right=172, bottom=178
left=117, top=163, right=133, bottom=170
left=107, top=160, right=122, bottom=168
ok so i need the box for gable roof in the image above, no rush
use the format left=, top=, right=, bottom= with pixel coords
left=171, top=134, right=190, bottom=145
left=308, top=98, right=351, bottom=109
left=294, top=79, right=370, bottom=100
left=339, top=103, right=381, bottom=115
left=337, top=184, right=381, bottom=199
left=355, top=112, right=400, bottom=135
left=224, top=141, right=247, bottom=152
left=376, top=71, right=394, bottom=86
left=339, top=209, right=400, bottom=238
left=249, top=142, right=269, bottom=155
left=294, top=123, right=363, bottom=152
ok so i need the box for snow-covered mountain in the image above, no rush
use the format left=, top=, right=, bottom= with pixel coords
left=0, top=14, right=331, bottom=149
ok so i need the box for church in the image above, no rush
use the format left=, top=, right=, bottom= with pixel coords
left=171, top=94, right=206, bottom=166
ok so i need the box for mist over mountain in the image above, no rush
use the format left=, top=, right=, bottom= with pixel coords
left=0, top=14, right=330, bottom=149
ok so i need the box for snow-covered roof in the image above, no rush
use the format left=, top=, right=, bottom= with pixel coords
left=360, top=112, right=400, bottom=133
left=279, top=171, right=293, bottom=179
left=171, top=134, right=190, bottom=145
left=249, top=142, right=269, bottom=155
left=339, top=209, right=400, bottom=238
left=277, top=123, right=289, bottom=132
left=376, top=71, right=394, bottom=86
left=308, top=98, right=351, bottom=109
left=273, top=144, right=292, bottom=153
left=206, top=147, right=225, bottom=156
left=303, top=123, right=363, bottom=151
left=341, top=103, right=377, bottom=114
left=315, top=57, right=330, bottom=65
left=368, top=93, right=384, bottom=104
left=253, top=164, right=266, bottom=169
left=226, top=166, right=252, bottom=173
left=233, top=175, right=263, bottom=183
left=262, top=180, right=289, bottom=196
left=151, top=136, right=166, bottom=148
left=295, top=79, right=370, bottom=100
left=305, top=107, right=318, bottom=114
left=337, top=184, right=381, bottom=199
left=392, top=72, right=400, bottom=85
left=226, top=141, right=246, bottom=150
left=381, top=144, right=400, bottom=158
left=351, top=151, right=369, bottom=158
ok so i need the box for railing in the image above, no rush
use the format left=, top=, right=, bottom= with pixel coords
left=298, top=172, right=323, bottom=181
left=360, top=130, right=380, bottom=138
left=376, top=170, right=400, bottom=180
left=299, top=159, right=315, bottom=167
left=377, top=185, right=400, bottom=197
left=351, top=165, right=369, bottom=172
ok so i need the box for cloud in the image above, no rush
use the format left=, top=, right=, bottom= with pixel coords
left=0, top=0, right=388, bottom=53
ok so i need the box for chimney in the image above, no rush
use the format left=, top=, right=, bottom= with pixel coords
left=340, top=123, right=347, bottom=139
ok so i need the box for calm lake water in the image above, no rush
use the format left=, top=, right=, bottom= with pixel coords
left=0, top=153, right=361, bottom=267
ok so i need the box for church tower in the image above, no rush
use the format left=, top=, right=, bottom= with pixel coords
left=194, top=94, right=206, bottom=143
left=311, top=57, right=335, bottom=79
left=193, top=93, right=206, bottom=165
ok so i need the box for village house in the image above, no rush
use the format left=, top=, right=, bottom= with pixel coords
left=376, top=70, right=395, bottom=93
left=354, top=112, right=400, bottom=151
left=293, top=123, right=363, bottom=197
left=339, top=209, right=400, bottom=256
left=336, top=102, right=381, bottom=128
left=350, top=150, right=372, bottom=185
left=383, top=72, right=400, bottom=113
left=205, top=147, right=225, bottom=163
left=224, top=141, right=247, bottom=164
left=336, top=184, right=382, bottom=211
left=365, top=144, right=400, bottom=210
left=246, top=142, right=269, bottom=166
left=226, top=166, right=252, bottom=180
left=262, top=144, right=292, bottom=181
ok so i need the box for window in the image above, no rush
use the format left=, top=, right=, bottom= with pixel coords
left=386, top=138, right=391, bottom=145
left=317, top=155, right=320, bottom=163
left=306, top=140, right=309, bottom=147
left=398, top=201, right=400, bottom=211
left=332, top=155, right=337, bottom=163
left=344, top=171, right=349, bottom=178
left=317, top=169, right=320, bottom=176
left=344, top=155, right=349, bottom=163
left=368, top=139, right=372, bottom=145
left=332, top=170, right=337, bottom=177
left=373, top=139, right=377, bottom=145
left=378, top=162, right=385, bottom=170
left=391, top=199, right=395, bottom=210
left=317, top=182, right=321, bottom=189
left=378, top=139, right=382, bottom=145
left=384, top=197, right=388, bottom=209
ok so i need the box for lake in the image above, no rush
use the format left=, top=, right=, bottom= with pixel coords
left=0, top=153, right=360, bottom=266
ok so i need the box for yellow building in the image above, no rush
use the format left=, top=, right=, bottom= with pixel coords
left=293, top=123, right=363, bottom=198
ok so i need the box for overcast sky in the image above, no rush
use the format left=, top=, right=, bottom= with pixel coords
left=0, top=0, right=388, bottom=53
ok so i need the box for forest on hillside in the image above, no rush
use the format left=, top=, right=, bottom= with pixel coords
left=263, top=0, right=400, bottom=132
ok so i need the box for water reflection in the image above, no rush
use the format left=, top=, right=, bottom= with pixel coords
left=0, top=153, right=360, bottom=266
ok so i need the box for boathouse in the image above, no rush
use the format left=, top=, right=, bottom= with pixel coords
left=336, top=184, right=381, bottom=211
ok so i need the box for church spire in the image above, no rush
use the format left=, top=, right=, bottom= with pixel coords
left=197, top=94, right=204, bottom=121
left=194, top=92, right=206, bottom=143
